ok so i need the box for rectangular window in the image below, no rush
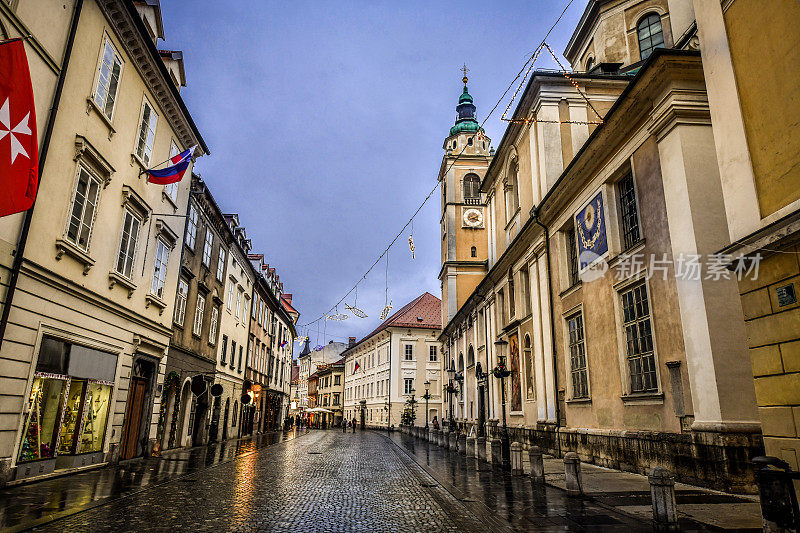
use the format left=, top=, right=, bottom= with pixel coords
left=174, top=279, right=188, bottom=325
left=66, top=166, right=101, bottom=251
left=404, top=345, right=413, bottom=361
left=404, top=378, right=414, bottom=395
left=231, top=341, right=237, bottom=368
left=164, top=141, right=180, bottom=201
left=242, top=298, right=248, bottom=323
left=202, top=228, right=213, bottom=266
left=151, top=239, right=169, bottom=299
left=429, top=345, right=438, bottom=362
left=235, top=289, right=242, bottom=319
left=115, top=209, right=140, bottom=278
left=135, top=98, right=158, bottom=165
left=209, top=307, right=219, bottom=344
left=192, top=294, right=205, bottom=336
left=520, top=267, right=531, bottom=315
left=621, top=283, right=657, bottom=393
left=93, top=38, right=122, bottom=119
left=227, top=280, right=234, bottom=310
left=497, top=290, right=506, bottom=326
left=185, top=205, right=198, bottom=249
left=252, top=294, right=259, bottom=320
left=567, top=312, right=588, bottom=399
left=238, top=346, right=243, bottom=372
left=216, top=248, right=226, bottom=281
left=221, top=335, right=228, bottom=364
left=618, top=172, right=641, bottom=250
left=508, top=277, right=516, bottom=319
left=334, top=375, right=340, bottom=386
left=566, top=227, right=579, bottom=286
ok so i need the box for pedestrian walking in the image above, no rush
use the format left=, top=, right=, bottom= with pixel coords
left=342, top=420, right=347, bottom=433
left=352, top=417, right=357, bottom=433
left=432, top=416, right=439, bottom=430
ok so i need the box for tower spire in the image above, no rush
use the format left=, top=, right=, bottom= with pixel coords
left=450, top=66, right=481, bottom=137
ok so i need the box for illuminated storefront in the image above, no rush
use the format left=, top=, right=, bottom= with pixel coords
left=17, top=336, right=117, bottom=476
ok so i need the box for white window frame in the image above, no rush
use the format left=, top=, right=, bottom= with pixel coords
left=227, top=279, right=234, bottom=311
left=235, top=289, right=243, bottom=319
left=135, top=96, right=158, bottom=165
left=185, top=205, right=198, bottom=249
left=429, top=345, right=438, bottom=362
left=202, top=228, right=213, bottom=267
left=193, top=294, right=205, bottom=337
left=216, top=248, right=226, bottom=281
left=404, top=344, right=413, bottom=361
left=92, top=35, right=123, bottom=121
left=66, top=164, right=102, bottom=252
left=209, top=306, right=219, bottom=344
left=174, top=279, right=188, bottom=325
left=164, top=141, right=181, bottom=202
left=404, top=378, right=414, bottom=395
left=151, top=238, right=170, bottom=299
left=115, top=208, right=141, bottom=279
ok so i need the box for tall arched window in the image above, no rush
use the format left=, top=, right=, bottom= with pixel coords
left=505, top=161, right=520, bottom=220
left=585, top=57, right=595, bottom=72
left=470, top=246, right=477, bottom=258
left=637, top=13, right=664, bottom=60
left=467, top=345, right=475, bottom=367
left=463, top=173, right=480, bottom=204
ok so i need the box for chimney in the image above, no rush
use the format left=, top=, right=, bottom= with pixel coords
left=349, top=337, right=356, bottom=348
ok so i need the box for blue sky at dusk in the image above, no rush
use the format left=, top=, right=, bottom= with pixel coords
left=158, top=1, right=585, bottom=354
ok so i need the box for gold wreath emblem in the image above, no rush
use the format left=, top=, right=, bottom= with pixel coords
left=577, top=199, right=603, bottom=251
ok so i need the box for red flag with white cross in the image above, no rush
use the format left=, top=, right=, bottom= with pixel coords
left=0, top=39, right=38, bottom=217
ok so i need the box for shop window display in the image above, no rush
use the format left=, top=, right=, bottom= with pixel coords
left=18, top=376, right=67, bottom=463
left=58, top=379, right=86, bottom=454
left=17, top=336, right=118, bottom=464
left=80, top=382, right=112, bottom=453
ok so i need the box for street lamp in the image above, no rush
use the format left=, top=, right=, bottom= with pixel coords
left=494, top=338, right=511, bottom=472
left=444, top=366, right=458, bottom=433
left=384, top=401, right=390, bottom=432
left=423, top=381, right=431, bottom=430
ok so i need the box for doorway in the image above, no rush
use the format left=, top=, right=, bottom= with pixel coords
left=121, top=377, right=147, bottom=460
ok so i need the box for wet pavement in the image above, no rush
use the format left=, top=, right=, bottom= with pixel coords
left=387, top=431, right=653, bottom=532
left=0, top=430, right=305, bottom=532
left=0, top=428, right=726, bottom=532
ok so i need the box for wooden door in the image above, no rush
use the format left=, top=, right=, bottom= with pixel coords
left=121, top=378, right=146, bottom=460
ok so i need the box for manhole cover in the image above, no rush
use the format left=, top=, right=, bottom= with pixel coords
left=308, top=451, right=322, bottom=454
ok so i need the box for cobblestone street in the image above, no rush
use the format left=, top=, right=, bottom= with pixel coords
left=4, top=429, right=655, bottom=532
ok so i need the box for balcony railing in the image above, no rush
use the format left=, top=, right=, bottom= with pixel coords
left=464, top=197, right=481, bottom=205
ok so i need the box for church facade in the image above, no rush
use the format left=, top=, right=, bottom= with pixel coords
left=437, top=0, right=763, bottom=492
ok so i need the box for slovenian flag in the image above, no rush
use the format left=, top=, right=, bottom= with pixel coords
left=146, top=145, right=195, bottom=185
left=353, top=361, right=360, bottom=374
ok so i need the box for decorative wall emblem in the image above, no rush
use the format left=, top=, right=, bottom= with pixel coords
left=575, top=191, right=608, bottom=269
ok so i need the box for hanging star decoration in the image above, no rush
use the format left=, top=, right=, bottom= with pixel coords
left=295, top=336, right=308, bottom=344
left=379, top=300, right=392, bottom=321
left=408, top=234, right=415, bottom=259
left=327, top=313, right=349, bottom=321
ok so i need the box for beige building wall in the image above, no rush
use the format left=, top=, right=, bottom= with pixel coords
left=0, top=0, right=206, bottom=483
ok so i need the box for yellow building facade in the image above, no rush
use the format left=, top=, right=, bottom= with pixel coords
left=696, top=0, right=800, bottom=491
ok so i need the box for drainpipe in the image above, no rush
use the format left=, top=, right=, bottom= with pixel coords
left=532, top=206, right=561, bottom=457
left=0, top=0, right=84, bottom=352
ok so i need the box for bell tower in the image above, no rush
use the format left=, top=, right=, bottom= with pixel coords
left=438, top=68, right=492, bottom=324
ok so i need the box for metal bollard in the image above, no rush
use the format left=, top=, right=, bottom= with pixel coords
left=564, top=452, right=582, bottom=496
left=476, top=436, right=486, bottom=461
left=440, top=429, right=449, bottom=448
left=458, top=433, right=467, bottom=454
left=491, top=438, right=502, bottom=464
left=529, top=445, right=544, bottom=482
left=511, top=442, right=523, bottom=475
left=449, top=431, right=458, bottom=451
left=648, top=467, right=679, bottom=532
